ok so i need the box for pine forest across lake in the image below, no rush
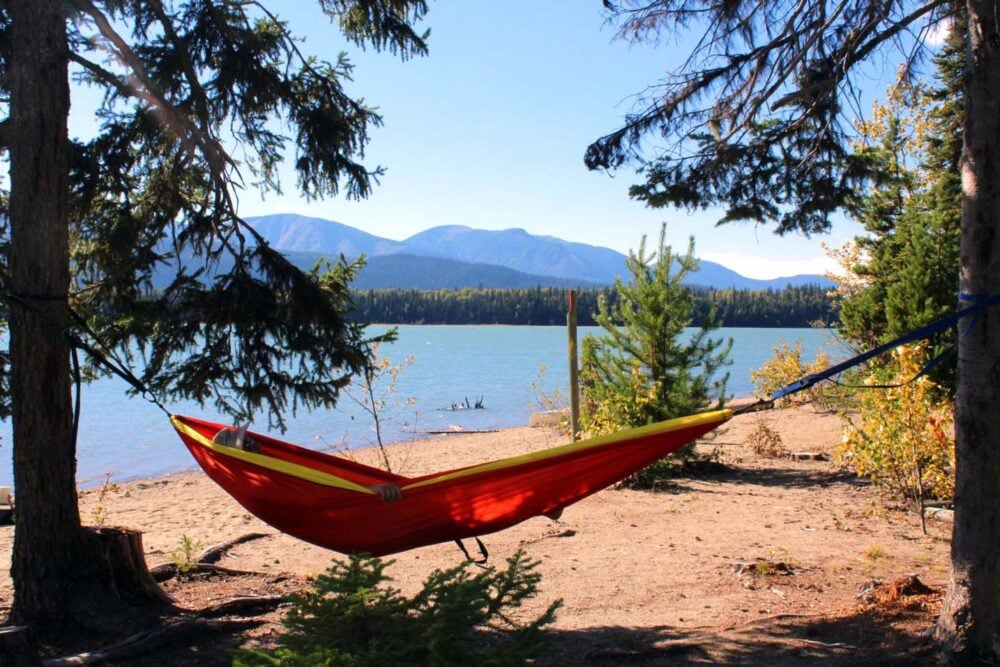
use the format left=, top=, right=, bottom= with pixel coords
left=0, top=325, right=844, bottom=489
left=350, top=284, right=835, bottom=327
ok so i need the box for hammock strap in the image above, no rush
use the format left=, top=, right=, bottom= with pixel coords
left=769, top=294, right=1000, bottom=403
left=455, top=537, right=489, bottom=566
left=2, top=289, right=172, bottom=418
left=827, top=342, right=957, bottom=391
left=65, top=307, right=172, bottom=418
left=733, top=399, right=774, bottom=416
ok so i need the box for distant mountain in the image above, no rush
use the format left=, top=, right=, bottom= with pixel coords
left=282, top=251, right=600, bottom=290
left=688, top=261, right=833, bottom=291
left=401, top=225, right=627, bottom=284
left=244, top=214, right=833, bottom=291
left=248, top=213, right=403, bottom=257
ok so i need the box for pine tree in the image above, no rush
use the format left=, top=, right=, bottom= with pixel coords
left=836, top=22, right=963, bottom=392
left=4, top=0, right=429, bottom=637
left=580, top=225, right=730, bottom=435
left=586, top=2, right=1000, bottom=658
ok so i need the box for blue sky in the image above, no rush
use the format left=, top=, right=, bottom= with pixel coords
left=237, top=2, right=870, bottom=279
left=71, top=1, right=872, bottom=279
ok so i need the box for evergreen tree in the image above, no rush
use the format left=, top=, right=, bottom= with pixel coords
left=587, top=1, right=1000, bottom=658
left=4, top=0, right=428, bottom=637
left=836, top=23, right=963, bottom=391
left=580, top=226, right=730, bottom=436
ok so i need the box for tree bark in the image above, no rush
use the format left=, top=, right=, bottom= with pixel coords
left=8, top=0, right=80, bottom=628
left=936, top=0, right=1000, bottom=660
left=0, top=626, right=42, bottom=666
left=92, top=527, right=176, bottom=606
left=7, top=0, right=169, bottom=635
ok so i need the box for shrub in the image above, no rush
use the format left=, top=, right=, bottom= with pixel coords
left=235, top=550, right=561, bottom=666
left=530, top=363, right=571, bottom=434
left=342, top=346, right=417, bottom=472
left=837, top=344, right=954, bottom=533
left=745, top=419, right=787, bottom=458
left=750, top=340, right=837, bottom=409
left=171, top=534, right=203, bottom=575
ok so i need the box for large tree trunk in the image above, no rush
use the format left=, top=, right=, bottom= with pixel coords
left=7, top=0, right=168, bottom=636
left=936, top=0, right=1000, bottom=661
left=8, top=0, right=80, bottom=628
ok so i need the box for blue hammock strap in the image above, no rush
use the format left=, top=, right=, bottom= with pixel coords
left=827, top=342, right=957, bottom=391
left=958, top=293, right=1000, bottom=335
left=768, top=294, right=1000, bottom=403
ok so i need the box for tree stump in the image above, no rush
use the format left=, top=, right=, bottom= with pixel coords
left=90, top=527, right=175, bottom=605
left=0, top=625, right=41, bottom=666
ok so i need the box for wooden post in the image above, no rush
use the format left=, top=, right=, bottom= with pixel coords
left=567, top=290, right=580, bottom=441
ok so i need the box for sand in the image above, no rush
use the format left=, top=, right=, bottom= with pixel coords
left=0, top=405, right=951, bottom=663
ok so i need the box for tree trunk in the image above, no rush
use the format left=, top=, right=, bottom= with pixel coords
left=0, top=626, right=42, bottom=666
left=8, top=0, right=80, bottom=628
left=7, top=0, right=169, bottom=635
left=92, top=527, right=176, bottom=606
left=936, top=0, right=1000, bottom=660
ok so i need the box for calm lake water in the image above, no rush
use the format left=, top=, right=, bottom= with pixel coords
left=0, top=325, right=845, bottom=488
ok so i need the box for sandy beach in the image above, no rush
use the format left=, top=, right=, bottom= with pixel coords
left=0, top=405, right=951, bottom=664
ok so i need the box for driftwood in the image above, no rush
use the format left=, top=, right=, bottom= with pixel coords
left=149, top=531, right=274, bottom=581
left=788, top=451, right=829, bottom=461
left=196, top=532, right=271, bottom=564
left=0, top=625, right=42, bottom=666
left=924, top=507, right=954, bottom=523
left=150, top=561, right=274, bottom=582
left=42, top=618, right=262, bottom=667
left=198, top=595, right=289, bottom=619
left=422, top=429, right=499, bottom=435
left=447, top=396, right=485, bottom=410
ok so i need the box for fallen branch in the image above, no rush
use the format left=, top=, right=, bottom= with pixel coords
left=585, top=643, right=697, bottom=661
left=795, top=638, right=859, bottom=650
left=196, top=532, right=272, bottom=564
left=150, top=561, right=275, bottom=582
left=197, top=594, right=290, bottom=619
left=43, top=618, right=262, bottom=666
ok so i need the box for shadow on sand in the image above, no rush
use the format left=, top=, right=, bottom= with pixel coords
left=539, top=600, right=936, bottom=665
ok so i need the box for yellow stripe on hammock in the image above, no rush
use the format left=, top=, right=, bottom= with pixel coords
left=170, top=415, right=377, bottom=495
left=172, top=408, right=732, bottom=495
left=402, top=408, right=733, bottom=491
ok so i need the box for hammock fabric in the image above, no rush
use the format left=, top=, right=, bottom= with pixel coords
left=172, top=409, right=732, bottom=557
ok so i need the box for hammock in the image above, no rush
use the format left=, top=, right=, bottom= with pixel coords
left=171, top=409, right=732, bottom=557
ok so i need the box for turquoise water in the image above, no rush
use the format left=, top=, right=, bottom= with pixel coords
left=0, top=325, right=844, bottom=487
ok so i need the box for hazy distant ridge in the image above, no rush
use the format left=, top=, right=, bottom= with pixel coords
left=245, top=214, right=833, bottom=291
left=402, top=225, right=627, bottom=284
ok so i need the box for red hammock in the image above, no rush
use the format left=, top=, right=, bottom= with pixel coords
left=172, top=409, right=732, bottom=557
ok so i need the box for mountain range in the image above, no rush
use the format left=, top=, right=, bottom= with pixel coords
left=246, top=213, right=833, bottom=291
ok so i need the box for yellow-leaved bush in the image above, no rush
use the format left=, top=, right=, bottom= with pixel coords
left=581, top=361, right=656, bottom=437
left=750, top=340, right=832, bottom=408
left=837, top=344, right=954, bottom=521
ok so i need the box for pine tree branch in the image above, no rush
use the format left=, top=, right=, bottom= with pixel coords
left=144, top=0, right=213, bottom=137
left=70, top=0, right=238, bottom=207
left=68, top=52, right=131, bottom=98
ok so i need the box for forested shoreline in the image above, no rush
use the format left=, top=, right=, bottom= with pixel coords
left=350, top=284, right=835, bottom=327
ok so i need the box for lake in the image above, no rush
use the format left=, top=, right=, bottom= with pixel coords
left=0, top=325, right=844, bottom=487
